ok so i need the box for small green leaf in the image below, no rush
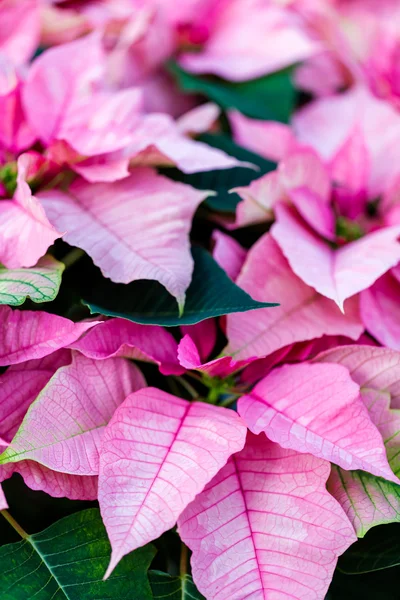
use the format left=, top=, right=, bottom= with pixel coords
left=0, top=508, right=155, bottom=600
left=164, top=133, right=276, bottom=213
left=168, top=61, right=296, bottom=122
left=0, top=256, right=64, bottom=306
left=150, top=570, right=205, bottom=600
left=82, top=246, right=277, bottom=326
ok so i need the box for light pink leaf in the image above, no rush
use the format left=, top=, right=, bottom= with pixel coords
left=180, top=1, right=318, bottom=81
left=0, top=306, right=99, bottom=366
left=0, top=154, right=62, bottom=268
left=178, top=334, right=252, bottom=378
left=272, top=203, right=400, bottom=311
left=176, top=102, right=220, bottom=135
left=238, top=362, right=397, bottom=482
left=229, top=109, right=297, bottom=162
left=279, top=149, right=331, bottom=204
left=211, top=230, right=246, bottom=281
left=360, top=272, right=400, bottom=350
left=129, top=113, right=249, bottom=174
left=233, top=171, right=281, bottom=228
left=327, top=387, right=400, bottom=536
left=0, top=482, right=7, bottom=510
left=98, top=387, right=247, bottom=576
left=225, top=234, right=363, bottom=360
left=233, top=149, right=332, bottom=231
left=0, top=349, right=71, bottom=443
left=0, top=353, right=145, bottom=475
left=70, top=318, right=183, bottom=375
left=178, top=432, right=356, bottom=600
left=293, top=85, right=400, bottom=198
left=0, top=462, right=97, bottom=501
left=23, top=33, right=104, bottom=144
left=39, top=168, right=210, bottom=308
left=315, top=344, right=400, bottom=408
left=59, top=88, right=143, bottom=157
left=0, top=0, right=40, bottom=66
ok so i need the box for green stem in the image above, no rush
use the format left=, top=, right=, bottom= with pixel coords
left=1, top=510, right=28, bottom=539
left=180, top=542, right=189, bottom=578
left=219, top=393, right=241, bottom=408
left=174, top=376, right=199, bottom=399
left=62, top=248, right=85, bottom=270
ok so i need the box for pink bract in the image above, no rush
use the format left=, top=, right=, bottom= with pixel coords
left=39, top=168, right=210, bottom=309
left=0, top=154, right=62, bottom=269
left=98, top=387, right=247, bottom=576
left=0, top=462, right=98, bottom=501
left=0, top=306, right=99, bottom=366
left=179, top=432, right=356, bottom=600
left=238, top=362, right=398, bottom=482
left=0, top=354, right=145, bottom=475
left=225, top=234, right=363, bottom=360
left=70, top=318, right=183, bottom=375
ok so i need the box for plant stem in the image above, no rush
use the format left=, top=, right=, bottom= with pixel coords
left=180, top=542, right=189, bottom=578
left=62, top=248, right=85, bottom=269
left=219, top=393, right=241, bottom=408
left=184, top=371, right=203, bottom=383
left=174, top=376, right=199, bottom=399
left=1, top=510, right=28, bottom=539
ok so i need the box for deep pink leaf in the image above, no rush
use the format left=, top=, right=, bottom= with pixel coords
left=0, top=354, right=145, bottom=475
left=179, top=432, right=356, bottom=600
left=98, top=387, right=247, bottom=576
left=238, top=362, right=397, bottom=482
left=0, top=306, right=99, bottom=366
left=178, top=334, right=252, bottom=378
left=0, top=483, right=7, bottom=510
left=0, top=462, right=97, bottom=501
left=360, top=272, right=400, bottom=350
left=70, top=318, right=183, bottom=375
left=212, top=230, right=246, bottom=281
left=181, top=320, right=217, bottom=362
left=0, top=349, right=71, bottom=443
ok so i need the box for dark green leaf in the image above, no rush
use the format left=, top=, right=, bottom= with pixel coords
left=0, top=508, right=155, bottom=600
left=82, top=246, right=277, bottom=326
left=163, top=133, right=276, bottom=213
left=168, top=61, right=296, bottom=122
left=150, top=571, right=205, bottom=600
left=338, top=522, right=400, bottom=575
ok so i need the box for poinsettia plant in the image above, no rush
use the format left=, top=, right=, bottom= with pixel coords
left=2, top=1, right=400, bottom=599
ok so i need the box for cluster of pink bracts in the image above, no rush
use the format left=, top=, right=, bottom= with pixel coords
left=2, top=0, right=400, bottom=598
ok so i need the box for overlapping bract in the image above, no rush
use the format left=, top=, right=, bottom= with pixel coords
left=3, top=1, right=400, bottom=599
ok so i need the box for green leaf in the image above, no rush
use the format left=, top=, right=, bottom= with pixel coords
left=0, top=508, right=155, bottom=600
left=168, top=61, right=296, bottom=122
left=150, top=571, right=205, bottom=600
left=0, top=256, right=64, bottom=306
left=339, top=523, right=400, bottom=575
left=82, top=246, right=277, bottom=326
left=164, top=133, right=276, bottom=213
